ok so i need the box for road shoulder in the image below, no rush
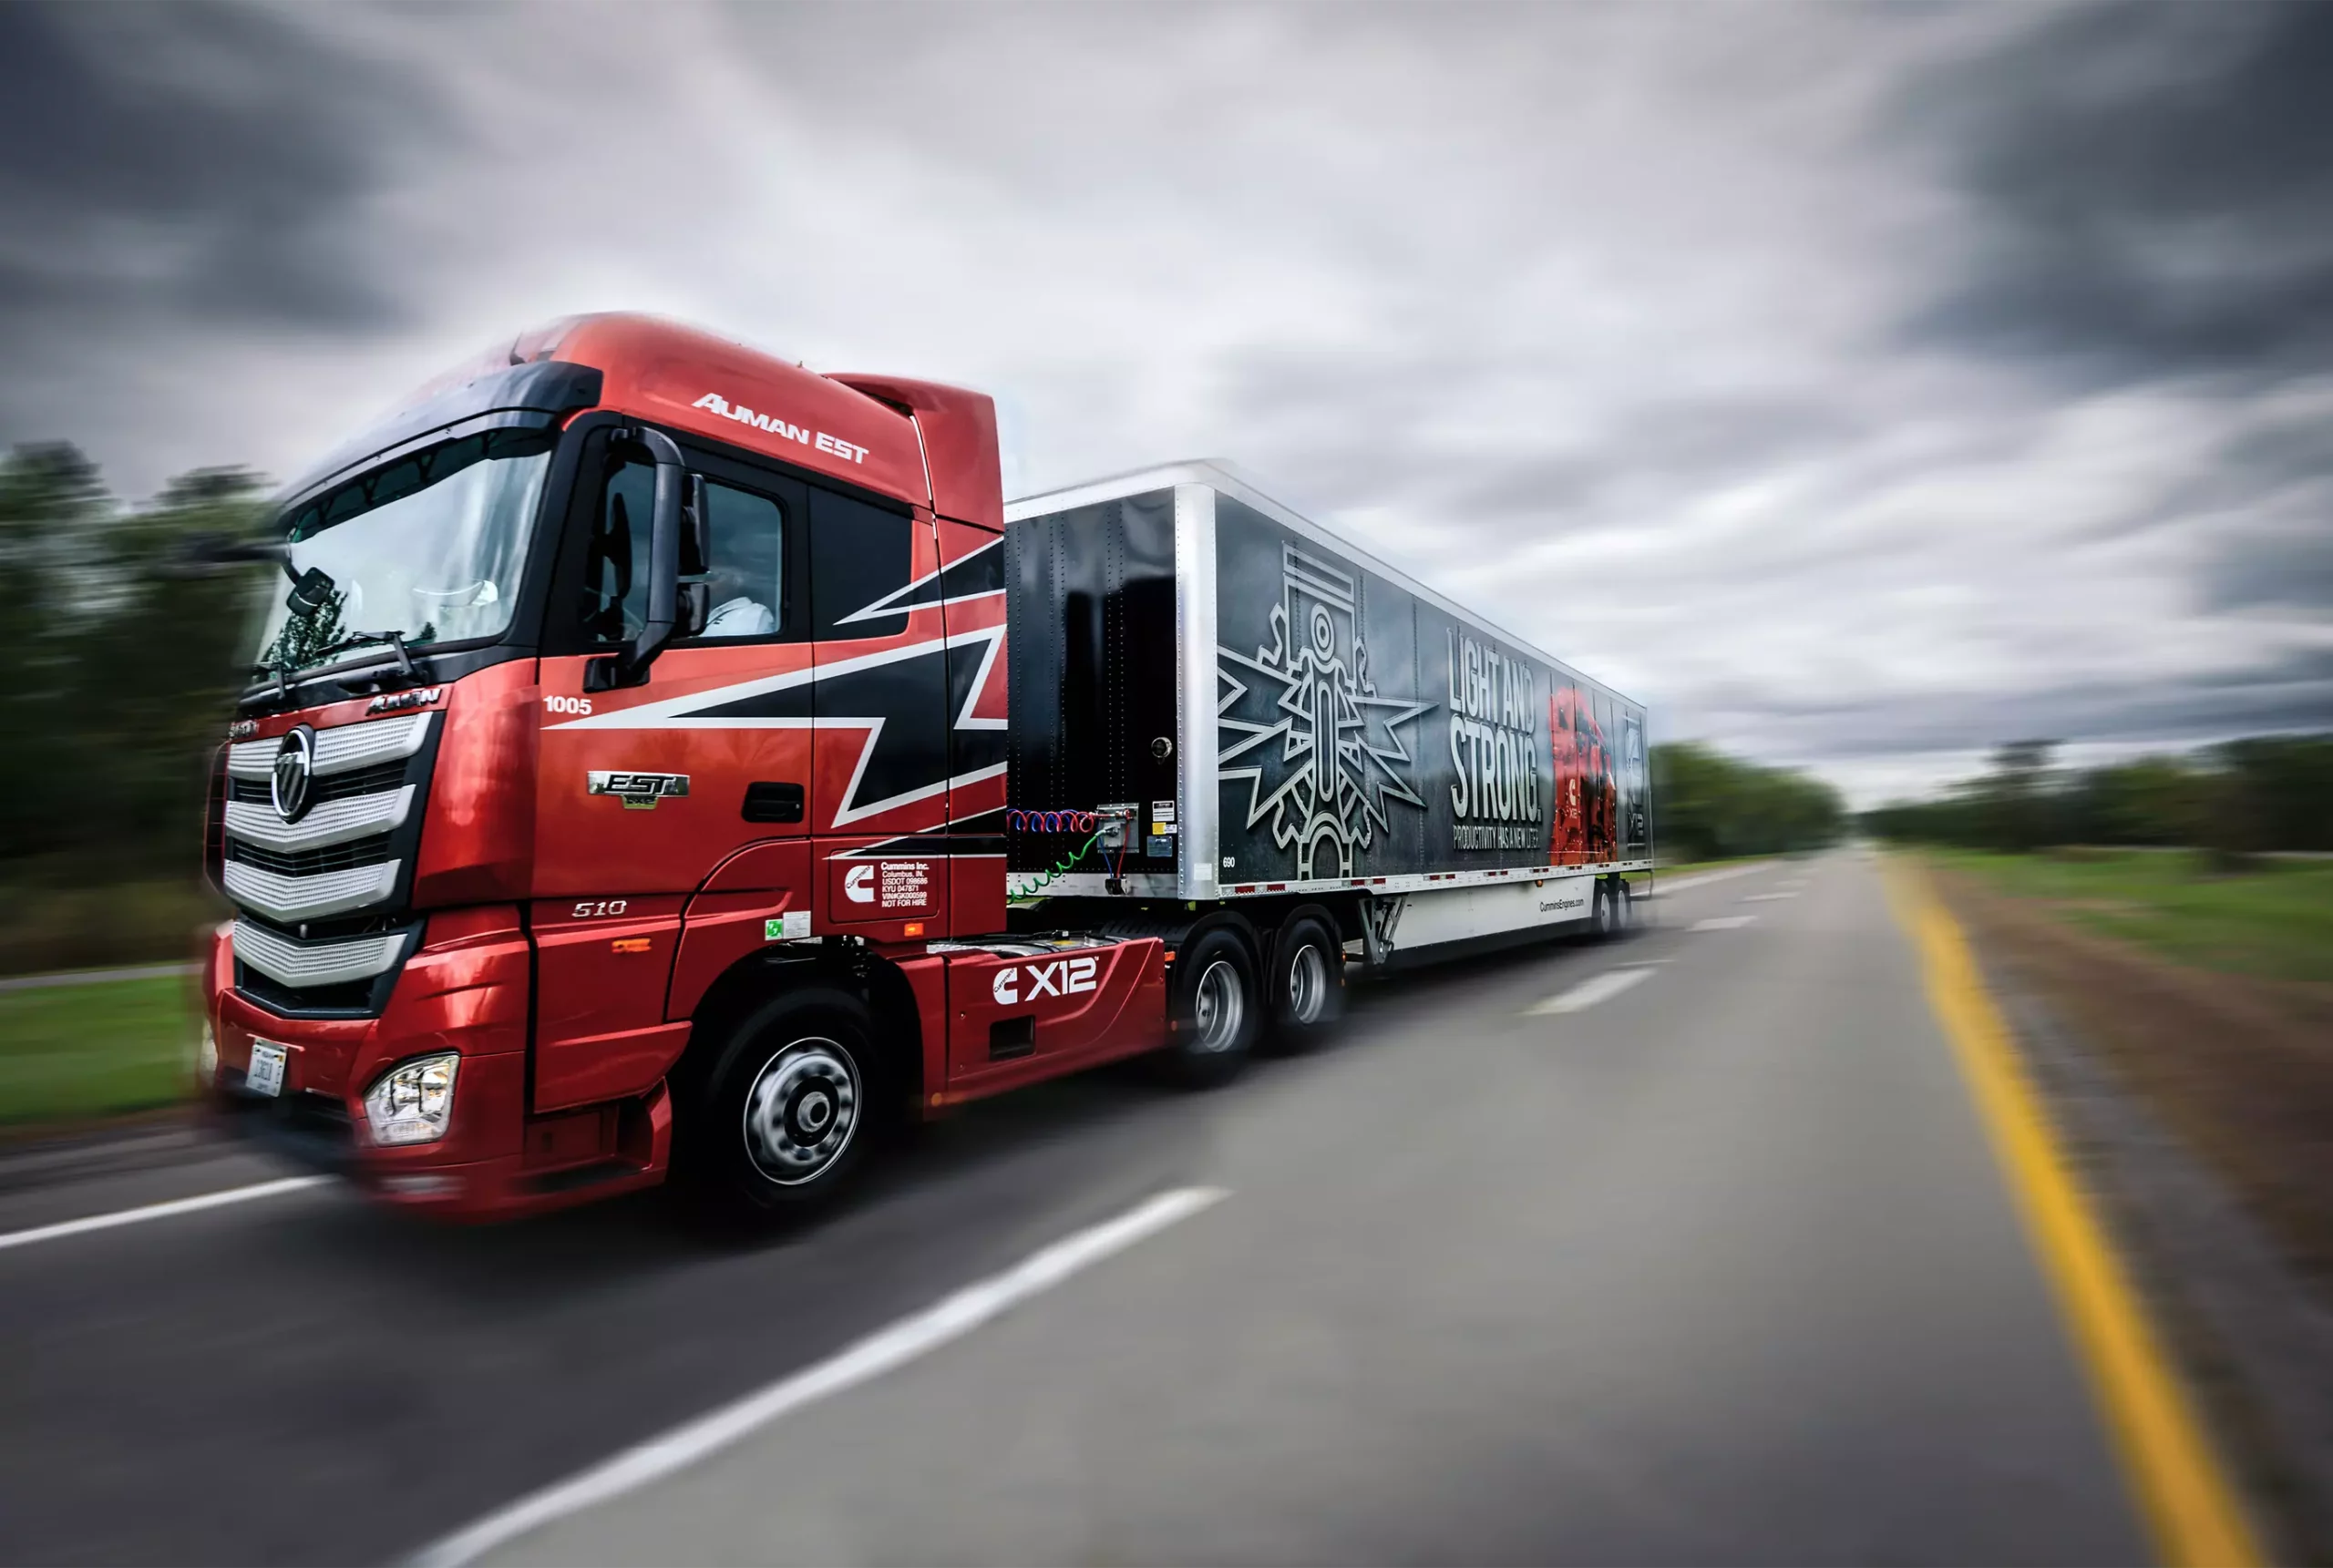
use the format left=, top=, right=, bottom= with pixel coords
left=1885, top=857, right=2265, bottom=1568
left=1930, top=866, right=2333, bottom=1563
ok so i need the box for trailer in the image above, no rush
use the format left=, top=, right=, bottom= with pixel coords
left=193, top=314, right=1650, bottom=1224
left=1002, top=464, right=1650, bottom=968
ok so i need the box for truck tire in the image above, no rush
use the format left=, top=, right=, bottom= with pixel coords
left=682, top=987, right=883, bottom=1222
left=1163, top=926, right=1259, bottom=1086
left=1266, top=912, right=1345, bottom=1051
left=1608, top=879, right=1632, bottom=937
left=1588, top=880, right=1614, bottom=939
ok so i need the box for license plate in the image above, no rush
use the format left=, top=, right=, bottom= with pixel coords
left=247, top=1041, right=288, bottom=1098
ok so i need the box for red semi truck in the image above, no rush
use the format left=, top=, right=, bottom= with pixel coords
left=200, top=314, right=1650, bottom=1221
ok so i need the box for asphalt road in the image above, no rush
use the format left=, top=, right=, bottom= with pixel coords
left=0, top=853, right=2153, bottom=1566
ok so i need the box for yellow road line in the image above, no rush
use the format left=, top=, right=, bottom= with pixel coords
left=1882, top=858, right=2261, bottom=1568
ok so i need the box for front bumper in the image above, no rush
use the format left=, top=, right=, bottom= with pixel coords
left=200, top=910, right=671, bottom=1222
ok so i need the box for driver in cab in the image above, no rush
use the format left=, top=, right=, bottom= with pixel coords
left=704, top=561, right=776, bottom=637
left=701, top=520, right=779, bottom=638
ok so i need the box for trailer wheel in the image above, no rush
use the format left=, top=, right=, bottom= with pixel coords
left=1163, top=927, right=1259, bottom=1086
left=1608, top=880, right=1632, bottom=936
left=1588, top=881, right=1614, bottom=938
left=1266, top=913, right=1345, bottom=1050
left=683, top=987, right=883, bottom=1222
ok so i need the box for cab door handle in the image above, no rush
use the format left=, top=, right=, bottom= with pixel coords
left=742, top=782, right=804, bottom=823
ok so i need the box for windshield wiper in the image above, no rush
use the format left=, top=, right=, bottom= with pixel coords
left=304, top=629, right=421, bottom=683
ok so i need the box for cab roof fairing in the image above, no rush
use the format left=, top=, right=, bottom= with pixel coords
left=276, top=314, right=1010, bottom=533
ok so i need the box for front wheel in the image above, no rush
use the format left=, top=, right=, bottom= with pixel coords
left=682, top=988, right=884, bottom=1222
left=1162, top=927, right=1259, bottom=1086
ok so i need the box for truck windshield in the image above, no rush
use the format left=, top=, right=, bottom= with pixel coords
left=252, top=427, right=555, bottom=675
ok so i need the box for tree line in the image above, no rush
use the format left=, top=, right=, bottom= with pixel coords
left=1, top=445, right=267, bottom=888
left=1859, top=736, right=2333, bottom=855
left=1649, top=742, right=1846, bottom=862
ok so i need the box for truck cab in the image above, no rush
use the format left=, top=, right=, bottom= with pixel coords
left=201, top=314, right=1170, bottom=1219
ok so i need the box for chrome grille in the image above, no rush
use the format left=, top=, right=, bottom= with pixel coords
left=225, top=835, right=394, bottom=877
left=226, top=710, right=433, bottom=780
left=223, top=784, right=414, bottom=855
left=232, top=917, right=416, bottom=990
left=228, top=760, right=407, bottom=807
left=224, top=858, right=402, bottom=923
left=221, top=711, right=437, bottom=1003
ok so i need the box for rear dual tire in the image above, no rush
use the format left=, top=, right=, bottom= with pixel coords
left=1590, top=878, right=1632, bottom=939
left=1162, top=927, right=1261, bottom=1087
left=1267, top=913, right=1345, bottom=1051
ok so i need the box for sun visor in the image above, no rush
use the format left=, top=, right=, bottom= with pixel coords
left=276, top=361, right=604, bottom=513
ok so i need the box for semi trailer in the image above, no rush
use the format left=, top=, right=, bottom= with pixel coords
left=199, top=313, right=1650, bottom=1221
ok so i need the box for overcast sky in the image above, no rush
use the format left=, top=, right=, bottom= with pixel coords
left=4, top=2, right=2328, bottom=804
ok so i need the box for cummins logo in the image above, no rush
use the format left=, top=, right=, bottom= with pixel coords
left=991, top=956, right=1100, bottom=1006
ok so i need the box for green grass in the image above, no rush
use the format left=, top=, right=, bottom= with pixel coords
left=0, top=976, right=197, bottom=1126
left=1927, top=848, right=2333, bottom=985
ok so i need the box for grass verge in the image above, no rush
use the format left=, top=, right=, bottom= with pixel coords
left=1927, top=848, right=2333, bottom=985
left=1922, top=851, right=2333, bottom=1299
left=0, top=976, right=196, bottom=1127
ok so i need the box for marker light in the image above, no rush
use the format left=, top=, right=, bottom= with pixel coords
left=364, top=1053, right=459, bottom=1145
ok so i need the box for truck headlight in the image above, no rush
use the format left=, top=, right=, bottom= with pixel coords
left=197, top=1021, right=218, bottom=1086
left=364, top=1053, right=459, bottom=1146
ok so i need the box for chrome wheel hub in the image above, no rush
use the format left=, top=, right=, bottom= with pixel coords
left=1193, top=958, right=1245, bottom=1052
left=1286, top=943, right=1328, bottom=1024
left=742, top=1037, right=860, bottom=1185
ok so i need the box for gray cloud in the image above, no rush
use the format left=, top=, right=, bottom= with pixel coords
left=1696, top=646, right=2333, bottom=764
left=0, top=4, right=437, bottom=331
left=1899, top=4, right=2333, bottom=387
left=0, top=2, right=457, bottom=494
left=0, top=1, right=2324, bottom=804
left=2203, top=521, right=2333, bottom=614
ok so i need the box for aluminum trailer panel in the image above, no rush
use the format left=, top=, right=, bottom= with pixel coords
left=1004, top=463, right=1650, bottom=904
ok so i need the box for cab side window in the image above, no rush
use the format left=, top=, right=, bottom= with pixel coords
left=580, top=459, right=791, bottom=644
left=698, top=483, right=786, bottom=640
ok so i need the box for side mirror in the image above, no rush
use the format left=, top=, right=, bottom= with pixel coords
left=676, top=473, right=712, bottom=636
left=285, top=567, right=338, bottom=620
left=681, top=473, right=710, bottom=579
left=586, top=427, right=687, bottom=692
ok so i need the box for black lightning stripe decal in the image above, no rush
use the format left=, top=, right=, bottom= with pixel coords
left=835, top=534, right=1003, bottom=625
left=550, top=629, right=1008, bottom=827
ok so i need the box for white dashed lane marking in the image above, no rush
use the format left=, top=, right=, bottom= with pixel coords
left=1691, top=915, right=1758, bottom=932
left=1742, top=892, right=1799, bottom=902
left=411, top=1185, right=1231, bottom=1568
left=0, top=1176, right=332, bottom=1254
left=1526, top=967, right=1657, bottom=1015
